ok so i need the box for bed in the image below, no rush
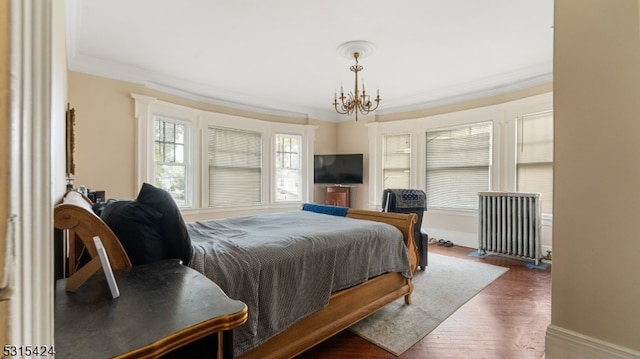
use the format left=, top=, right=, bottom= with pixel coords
left=54, top=187, right=418, bottom=358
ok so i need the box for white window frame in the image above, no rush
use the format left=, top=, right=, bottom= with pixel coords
left=153, top=115, right=192, bottom=207
left=133, top=94, right=199, bottom=208
left=503, top=94, right=554, bottom=222
left=274, top=133, right=303, bottom=203
left=132, top=94, right=316, bottom=213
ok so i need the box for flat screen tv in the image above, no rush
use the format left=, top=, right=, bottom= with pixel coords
left=314, top=153, right=363, bottom=184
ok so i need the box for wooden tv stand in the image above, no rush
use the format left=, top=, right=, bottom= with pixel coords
left=325, top=186, right=351, bottom=207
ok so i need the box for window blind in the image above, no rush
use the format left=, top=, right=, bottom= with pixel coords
left=516, top=111, right=553, bottom=214
left=426, top=122, right=492, bottom=210
left=207, top=127, right=262, bottom=207
left=383, top=134, right=411, bottom=189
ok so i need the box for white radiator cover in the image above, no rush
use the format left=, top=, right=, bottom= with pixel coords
left=478, top=191, right=542, bottom=264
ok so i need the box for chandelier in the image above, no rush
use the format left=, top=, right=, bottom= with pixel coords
left=333, top=41, right=381, bottom=121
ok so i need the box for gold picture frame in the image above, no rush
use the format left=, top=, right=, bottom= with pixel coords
left=66, top=103, right=75, bottom=176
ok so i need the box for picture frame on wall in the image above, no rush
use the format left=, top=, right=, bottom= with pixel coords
left=66, top=103, right=75, bottom=176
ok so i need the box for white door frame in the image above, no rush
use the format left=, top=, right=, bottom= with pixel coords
left=7, top=0, right=62, bottom=348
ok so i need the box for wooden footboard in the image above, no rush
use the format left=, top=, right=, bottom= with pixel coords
left=239, top=209, right=418, bottom=359
left=346, top=209, right=419, bottom=274
left=239, top=272, right=412, bottom=359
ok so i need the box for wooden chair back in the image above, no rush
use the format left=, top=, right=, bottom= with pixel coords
left=54, top=191, right=132, bottom=270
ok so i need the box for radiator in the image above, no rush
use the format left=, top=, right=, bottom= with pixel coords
left=478, top=191, right=542, bottom=265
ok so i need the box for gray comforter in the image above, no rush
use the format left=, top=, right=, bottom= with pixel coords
left=188, top=210, right=412, bottom=356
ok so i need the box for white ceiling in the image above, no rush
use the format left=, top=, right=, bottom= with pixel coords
left=65, top=0, right=554, bottom=121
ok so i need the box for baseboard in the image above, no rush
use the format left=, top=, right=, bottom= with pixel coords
left=420, top=228, right=477, bottom=249
left=422, top=227, right=552, bottom=262
left=546, top=325, right=640, bottom=359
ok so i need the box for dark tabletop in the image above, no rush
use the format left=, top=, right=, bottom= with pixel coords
left=55, top=259, right=247, bottom=358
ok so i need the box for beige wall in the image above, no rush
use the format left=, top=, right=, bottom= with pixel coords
left=330, top=116, right=375, bottom=208
left=375, top=83, right=553, bottom=123
left=550, top=0, right=640, bottom=355
left=68, top=73, right=138, bottom=198
left=68, top=72, right=338, bottom=201
left=310, top=119, right=339, bottom=203
left=0, top=0, right=8, bottom=346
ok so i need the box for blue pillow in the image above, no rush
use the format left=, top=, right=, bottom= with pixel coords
left=302, top=203, right=349, bottom=217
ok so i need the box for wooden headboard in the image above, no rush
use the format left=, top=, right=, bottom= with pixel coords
left=54, top=191, right=132, bottom=270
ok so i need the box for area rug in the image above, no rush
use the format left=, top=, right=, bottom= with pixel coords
left=349, top=252, right=509, bottom=356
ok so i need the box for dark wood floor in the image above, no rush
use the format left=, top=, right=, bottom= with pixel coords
left=297, top=244, right=551, bottom=359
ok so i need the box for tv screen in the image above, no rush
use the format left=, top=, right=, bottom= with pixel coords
left=314, top=154, right=363, bottom=184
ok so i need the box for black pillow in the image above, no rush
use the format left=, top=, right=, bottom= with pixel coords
left=136, top=183, right=193, bottom=265
left=101, top=200, right=167, bottom=266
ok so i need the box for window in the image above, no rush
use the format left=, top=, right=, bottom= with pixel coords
left=516, top=111, right=553, bottom=214
left=383, top=134, right=411, bottom=189
left=154, top=116, right=189, bottom=206
left=275, top=134, right=301, bottom=201
left=207, top=127, right=262, bottom=207
left=425, top=122, right=492, bottom=210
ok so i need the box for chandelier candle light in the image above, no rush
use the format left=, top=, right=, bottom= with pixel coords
left=333, top=41, right=381, bottom=121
